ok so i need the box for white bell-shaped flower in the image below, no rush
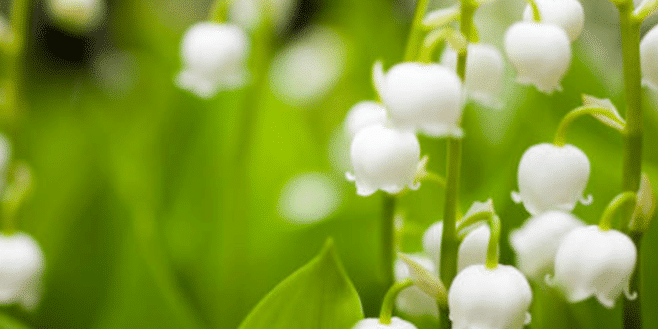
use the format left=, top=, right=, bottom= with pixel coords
left=373, top=62, right=463, bottom=137
left=449, top=264, right=532, bottom=329
left=510, top=211, right=584, bottom=280
left=347, top=124, right=421, bottom=196
left=640, top=24, right=658, bottom=92
left=441, top=43, right=504, bottom=108
left=0, top=232, right=45, bottom=310
left=46, top=0, right=106, bottom=33
left=176, top=22, right=249, bottom=99
left=514, top=143, right=590, bottom=216
left=393, top=255, right=439, bottom=318
left=551, top=225, right=637, bottom=308
left=352, top=317, right=418, bottom=329
left=344, top=102, right=388, bottom=139
left=523, top=0, right=585, bottom=42
left=422, top=221, right=490, bottom=272
left=504, top=22, right=571, bottom=94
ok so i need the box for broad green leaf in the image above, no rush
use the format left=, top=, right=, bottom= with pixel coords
left=238, top=239, right=364, bottom=329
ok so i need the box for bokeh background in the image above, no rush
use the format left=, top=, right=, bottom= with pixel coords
left=1, top=0, right=658, bottom=328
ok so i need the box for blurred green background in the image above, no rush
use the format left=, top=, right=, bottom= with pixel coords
left=1, top=0, right=658, bottom=328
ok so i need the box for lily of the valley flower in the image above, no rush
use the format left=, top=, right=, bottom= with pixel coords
left=422, top=221, right=490, bottom=272
left=510, top=211, right=584, bottom=280
left=449, top=264, right=532, bottom=329
left=46, top=0, right=106, bottom=33
left=551, top=225, right=637, bottom=308
left=176, top=22, right=249, bottom=99
left=0, top=233, right=44, bottom=310
left=393, top=255, right=439, bottom=318
left=640, top=24, right=658, bottom=92
left=344, top=101, right=388, bottom=139
left=441, top=43, right=504, bottom=108
left=373, top=62, right=463, bottom=137
left=352, top=317, right=418, bottom=329
left=523, top=0, right=584, bottom=42
left=514, top=143, right=591, bottom=216
left=347, top=124, right=421, bottom=196
left=504, top=22, right=571, bottom=94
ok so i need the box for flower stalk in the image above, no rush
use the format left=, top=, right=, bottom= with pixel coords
left=378, top=279, right=414, bottom=324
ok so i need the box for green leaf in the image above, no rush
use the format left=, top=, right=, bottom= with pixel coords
left=238, top=239, right=364, bottom=329
left=0, top=311, right=32, bottom=329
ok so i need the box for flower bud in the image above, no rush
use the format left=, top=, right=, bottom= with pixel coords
left=422, top=221, right=490, bottom=272
left=441, top=43, right=504, bottom=108
left=504, top=22, right=571, bottom=94
left=176, top=22, right=249, bottom=99
left=394, top=255, right=439, bottom=318
left=46, top=0, right=106, bottom=33
left=551, top=225, right=637, bottom=308
left=514, top=143, right=590, bottom=216
left=373, top=62, right=463, bottom=137
left=0, top=233, right=44, bottom=310
left=523, top=0, right=584, bottom=42
left=640, top=24, right=658, bottom=92
left=344, top=102, right=388, bottom=139
left=347, top=125, right=421, bottom=196
left=352, top=317, right=417, bottom=329
left=449, top=264, right=532, bottom=329
left=510, top=211, right=584, bottom=280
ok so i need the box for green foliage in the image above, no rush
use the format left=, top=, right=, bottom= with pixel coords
left=238, top=239, right=364, bottom=329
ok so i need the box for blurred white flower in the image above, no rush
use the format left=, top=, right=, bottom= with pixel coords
left=229, top=0, right=296, bottom=32
left=393, top=255, right=439, bottom=318
left=449, top=265, right=532, bottom=329
left=46, top=0, right=106, bottom=33
left=504, top=22, right=571, bottom=94
left=0, top=232, right=44, bottom=311
left=641, top=24, right=658, bottom=92
left=523, top=0, right=585, bottom=42
left=373, top=62, right=464, bottom=137
left=510, top=211, right=584, bottom=280
left=344, top=101, right=388, bottom=139
left=514, top=143, right=591, bottom=216
left=551, top=225, right=637, bottom=308
left=352, top=317, right=418, bottom=329
left=278, top=172, right=342, bottom=224
left=269, top=25, right=346, bottom=107
left=441, top=43, right=504, bottom=108
left=176, top=22, right=249, bottom=99
left=347, top=125, right=421, bottom=196
left=422, top=221, right=490, bottom=273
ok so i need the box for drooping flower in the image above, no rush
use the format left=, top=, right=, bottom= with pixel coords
left=441, top=43, right=504, bottom=108
left=422, top=221, right=490, bottom=272
left=373, top=62, right=463, bottom=137
left=346, top=124, right=421, bottom=196
left=176, top=22, right=249, bottom=99
left=640, top=24, right=658, bottom=92
left=352, top=317, right=418, bottom=329
left=504, top=22, right=571, bottom=94
left=510, top=211, right=584, bottom=280
left=550, top=225, right=637, bottom=308
left=344, top=101, right=388, bottom=139
left=513, top=143, right=591, bottom=216
left=0, top=232, right=45, bottom=310
left=46, top=0, right=106, bottom=33
left=393, top=255, right=439, bottom=318
left=523, top=0, right=585, bottom=42
left=449, top=264, right=532, bottom=329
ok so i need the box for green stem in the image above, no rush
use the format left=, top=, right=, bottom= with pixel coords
left=598, top=192, right=636, bottom=231
left=553, top=106, right=626, bottom=146
left=403, top=0, right=431, bottom=61
left=455, top=211, right=501, bottom=269
left=381, top=194, right=397, bottom=291
left=526, top=0, right=542, bottom=22
left=2, top=0, right=31, bottom=127
left=208, top=0, right=233, bottom=23
left=379, top=279, right=414, bottom=324
left=617, top=2, right=643, bottom=328
left=418, top=29, right=450, bottom=63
